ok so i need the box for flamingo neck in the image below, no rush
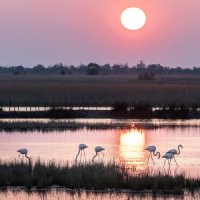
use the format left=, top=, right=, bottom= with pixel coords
left=153, top=151, right=160, bottom=159
left=75, top=149, right=80, bottom=161
left=92, top=152, right=98, bottom=162
left=153, top=151, right=157, bottom=156
left=25, top=154, right=31, bottom=161
left=177, top=145, right=181, bottom=155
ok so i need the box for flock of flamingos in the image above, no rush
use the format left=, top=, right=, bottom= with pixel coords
left=16, top=144, right=183, bottom=168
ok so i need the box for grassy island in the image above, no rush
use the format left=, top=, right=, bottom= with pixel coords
left=0, top=160, right=199, bottom=194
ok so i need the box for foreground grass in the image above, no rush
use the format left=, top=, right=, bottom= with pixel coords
left=0, top=160, right=200, bottom=193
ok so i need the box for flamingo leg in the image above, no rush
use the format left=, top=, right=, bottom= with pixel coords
left=147, top=153, right=150, bottom=163
left=100, top=152, right=104, bottom=162
left=173, top=156, right=179, bottom=166
left=150, top=153, right=155, bottom=165
left=174, top=166, right=179, bottom=175
left=167, top=161, right=170, bottom=174
left=163, top=159, right=167, bottom=168
left=18, top=154, right=22, bottom=160
left=163, top=166, right=167, bottom=175
left=169, top=158, right=172, bottom=166
left=98, top=152, right=100, bottom=162
left=168, top=159, right=170, bottom=168
left=83, top=149, right=87, bottom=162
left=168, top=160, right=172, bottom=175
left=80, top=150, right=82, bottom=161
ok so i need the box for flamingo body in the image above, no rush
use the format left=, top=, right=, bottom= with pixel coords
left=95, top=146, right=105, bottom=153
left=17, top=148, right=28, bottom=155
left=166, top=144, right=183, bottom=166
left=167, top=144, right=183, bottom=155
left=75, top=143, right=88, bottom=161
left=17, top=148, right=30, bottom=161
left=167, top=149, right=178, bottom=154
left=144, top=145, right=156, bottom=153
left=92, top=146, right=105, bottom=162
left=162, top=152, right=174, bottom=159
left=162, top=152, right=174, bottom=168
left=79, top=144, right=88, bottom=150
left=144, top=145, right=160, bottom=164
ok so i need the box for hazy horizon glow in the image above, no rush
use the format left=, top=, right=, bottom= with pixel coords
left=0, top=0, right=200, bottom=67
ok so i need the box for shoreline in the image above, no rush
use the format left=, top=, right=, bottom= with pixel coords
left=0, top=186, right=186, bottom=196
left=1, top=109, right=200, bottom=119
left=0, top=120, right=200, bottom=132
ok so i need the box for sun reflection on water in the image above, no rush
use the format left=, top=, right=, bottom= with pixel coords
left=119, top=129, right=145, bottom=169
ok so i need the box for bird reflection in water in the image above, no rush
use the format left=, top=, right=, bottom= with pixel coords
left=119, top=129, right=145, bottom=170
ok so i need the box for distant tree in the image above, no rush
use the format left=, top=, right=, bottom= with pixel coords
left=101, top=64, right=111, bottom=74
left=33, top=64, right=45, bottom=74
left=1, top=61, right=200, bottom=75
left=77, top=64, right=87, bottom=74
left=147, top=64, right=165, bottom=74
left=112, top=102, right=128, bottom=114
left=86, top=63, right=100, bottom=75
left=50, top=63, right=67, bottom=74
left=14, top=65, right=25, bottom=75
left=69, top=65, right=76, bottom=74
left=137, top=60, right=146, bottom=69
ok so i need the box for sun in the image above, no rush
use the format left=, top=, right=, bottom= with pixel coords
left=120, top=7, right=146, bottom=31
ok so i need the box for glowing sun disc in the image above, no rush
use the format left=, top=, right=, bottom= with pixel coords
left=121, top=7, right=146, bottom=31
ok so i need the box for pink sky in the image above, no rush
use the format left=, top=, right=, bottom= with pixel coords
left=0, top=0, right=199, bottom=67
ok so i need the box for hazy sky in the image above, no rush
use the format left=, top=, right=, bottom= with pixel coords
left=0, top=0, right=200, bottom=67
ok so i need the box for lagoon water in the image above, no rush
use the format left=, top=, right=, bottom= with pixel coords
left=0, top=119, right=200, bottom=199
left=0, top=119, right=200, bottom=177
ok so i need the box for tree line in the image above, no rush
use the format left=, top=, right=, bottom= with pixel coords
left=0, top=61, right=200, bottom=76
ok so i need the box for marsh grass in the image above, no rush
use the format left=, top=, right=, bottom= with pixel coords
left=1, top=74, right=200, bottom=107
left=0, top=121, right=131, bottom=131
left=0, top=159, right=199, bottom=193
left=0, top=121, right=200, bottom=132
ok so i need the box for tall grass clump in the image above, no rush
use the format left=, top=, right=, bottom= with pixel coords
left=0, top=159, right=200, bottom=193
left=32, top=160, right=123, bottom=189
left=0, top=121, right=132, bottom=131
left=0, top=160, right=32, bottom=187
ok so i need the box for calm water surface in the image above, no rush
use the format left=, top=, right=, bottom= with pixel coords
left=0, top=119, right=200, bottom=177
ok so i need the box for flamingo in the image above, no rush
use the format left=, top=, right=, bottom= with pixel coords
left=75, top=144, right=88, bottom=161
left=166, top=144, right=183, bottom=166
left=144, top=145, right=160, bottom=165
left=17, top=148, right=31, bottom=161
left=162, top=152, right=174, bottom=168
left=92, top=146, right=105, bottom=162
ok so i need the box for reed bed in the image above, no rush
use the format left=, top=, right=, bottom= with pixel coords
left=0, top=74, right=200, bottom=107
left=0, top=159, right=199, bottom=193
left=0, top=121, right=131, bottom=131
left=0, top=121, right=200, bottom=132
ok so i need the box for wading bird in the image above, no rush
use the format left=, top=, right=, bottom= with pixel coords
left=92, top=146, right=105, bottom=162
left=17, top=148, right=31, bottom=161
left=166, top=144, right=183, bottom=166
left=162, top=152, right=174, bottom=168
left=144, top=145, right=160, bottom=165
left=75, top=144, right=88, bottom=161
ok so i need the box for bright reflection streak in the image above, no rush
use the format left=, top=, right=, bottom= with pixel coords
left=119, top=129, right=145, bottom=168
